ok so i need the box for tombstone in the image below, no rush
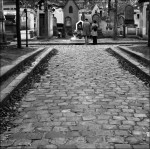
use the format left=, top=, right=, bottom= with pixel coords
left=65, top=17, right=72, bottom=27
left=127, top=26, right=136, bottom=35
left=76, top=21, right=83, bottom=31
left=124, top=5, right=134, bottom=25
left=65, top=16, right=72, bottom=36
left=75, top=21, right=83, bottom=39
left=118, top=16, right=124, bottom=26
left=118, top=16, right=125, bottom=36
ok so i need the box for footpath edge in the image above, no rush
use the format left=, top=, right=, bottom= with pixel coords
left=0, top=47, right=54, bottom=105
left=109, top=47, right=150, bottom=80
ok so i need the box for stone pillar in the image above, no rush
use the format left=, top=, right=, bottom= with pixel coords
left=139, top=5, right=143, bottom=36
left=48, top=9, right=53, bottom=38
left=37, top=5, right=39, bottom=37
left=0, top=0, right=6, bottom=43
left=142, top=2, right=148, bottom=36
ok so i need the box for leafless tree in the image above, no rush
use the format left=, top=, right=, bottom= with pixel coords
left=16, top=0, right=39, bottom=48
left=148, top=0, right=150, bottom=47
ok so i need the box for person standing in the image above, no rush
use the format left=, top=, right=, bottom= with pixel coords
left=82, top=18, right=91, bottom=44
left=77, top=24, right=83, bottom=39
left=91, top=20, right=98, bottom=45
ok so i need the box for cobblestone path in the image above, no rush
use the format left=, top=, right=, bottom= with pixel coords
left=1, top=45, right=149, bottom=149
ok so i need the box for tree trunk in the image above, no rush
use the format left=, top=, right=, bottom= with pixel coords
left=44, top=0, right=48, bottom=38
left=16, top=0, right=21, bottom=48
left=108, top=0, right=111, bottom=15
left=113, top=0, right=118, bottom=40
left=148, top=0, right=150, bottom=47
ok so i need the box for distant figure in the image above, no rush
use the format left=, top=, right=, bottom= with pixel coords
left=83, top=18, right=91, bottom=44
left=77, top=24, right=83, bottom=39
left=91, top=20, right=98, bottom=45
left=58, top=30, right=62, bottom=38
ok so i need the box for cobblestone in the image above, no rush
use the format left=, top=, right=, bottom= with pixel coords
left=13, top=139, right=31, bottom=146
left=132, top=145, right=150, bottom=149
left=32, top=139, right=49, bottom=147
left=126, top=117, right=140, bottom=121
left=132, top=130, right=145, bottom=136
left=107, top=136, right=125, bottom=143
left=115, top=130, right=129, bottom=136
left=82, top=115, right=96, bottom=121
left=45, top=131, right=65, bottom=139
left=119, top=125, right=133, bottom=130
left=50, top=138, right=68, bottom=145
left=134, top=113, right=147, bottom=118
left=58, top=144, right=77, bottom=149
left=97, top=115, right=111, bottom=120
left=137, top=121, right=149, bottom=126
left=1, top=45, right=149, bottom=148
left=122, top=120, right=135, bottom=125
left=1, top=140, right=15, bottom=147
left=126, top=137, right=141, bottom=144
left=103, top=124, right=118, bottom=130
left=115, top=144, right=132, bottom=149
left=45, top=144, right=58, bottom=149
left=113, top=116, right=126, bottom=120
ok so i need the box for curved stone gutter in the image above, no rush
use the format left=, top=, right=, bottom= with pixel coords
left=0, top=47, right=57, bottom=105
left=107, top=47, right=150, bottom=86
left=118, top=46, right=150, bottom=65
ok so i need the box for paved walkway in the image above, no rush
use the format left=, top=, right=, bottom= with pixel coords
left=1, top=45, right=149, bottom=149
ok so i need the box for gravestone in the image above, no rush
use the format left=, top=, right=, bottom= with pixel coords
left=118, top=16, right=124, bottom=26
left=118, top=16, right=125, bottom=36
left=65, top=17, right=72, bottom=27
left=65, top=17, right=72, bottom=36
left=124, top=5, right=134, bottom=25
left=76, top=21, right=83, bottom=30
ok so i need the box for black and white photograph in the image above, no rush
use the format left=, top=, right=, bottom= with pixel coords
left=0, top=0, right=150, bottom=148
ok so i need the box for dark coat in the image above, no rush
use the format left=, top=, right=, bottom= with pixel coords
left=82, top=21, right=91, bottom=36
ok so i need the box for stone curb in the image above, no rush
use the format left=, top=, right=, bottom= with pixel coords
left=0, top=47, right=53, bottom=104
left=20, top=41, right=147, bottom=45
left=118, top=46, right=150, bottom=64
left=0, top=47, right=44, bottom=83
left=109, top=47, right=150, bottom=80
